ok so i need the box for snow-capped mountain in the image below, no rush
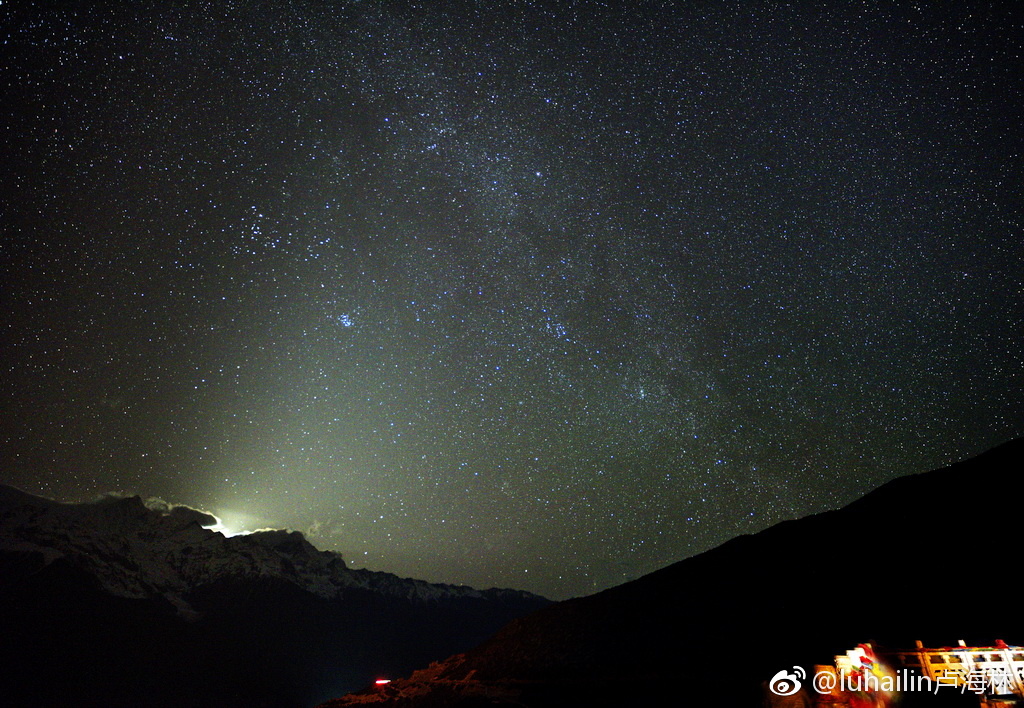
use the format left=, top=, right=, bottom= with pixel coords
left=0, top=485, right=549, bottom=708
left=0, top=485, right=538, bottom=614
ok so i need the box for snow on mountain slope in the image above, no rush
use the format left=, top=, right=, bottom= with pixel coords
left=0, top=485, right=540, bottom=612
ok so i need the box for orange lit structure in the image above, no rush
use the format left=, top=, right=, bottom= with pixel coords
left=823, top=640, right=1024, bottom=707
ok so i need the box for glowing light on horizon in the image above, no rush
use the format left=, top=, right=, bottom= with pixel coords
left=203, top=510, right=262, bottom=537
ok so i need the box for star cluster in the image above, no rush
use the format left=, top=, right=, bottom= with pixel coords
left=3, top=0, right=1022, bottom=598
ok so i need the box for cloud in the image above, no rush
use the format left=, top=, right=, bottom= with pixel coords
left=305, top=518, right=346, bottom=540
left=141, top=496, right=173, bottom=513
left=85, top=492, right=220, bottom=528
left=139, top=496, right=216, bottom=526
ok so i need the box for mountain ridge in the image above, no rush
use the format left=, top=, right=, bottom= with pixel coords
left=318, top=436, right=1024, bottom=707
left=0, top=484, right=544, bottom=613
left=0, top=484, right=550, bottom=708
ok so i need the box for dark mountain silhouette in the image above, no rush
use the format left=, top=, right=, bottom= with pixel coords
left=318, top=437, right=1024, bottom=707
left=0, top=487, right=549, bottom=708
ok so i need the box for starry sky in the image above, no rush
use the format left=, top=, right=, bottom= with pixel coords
left=2, top=0, right=1022, bottom=600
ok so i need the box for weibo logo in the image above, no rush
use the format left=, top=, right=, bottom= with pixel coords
left=769, top=666, right=807, bottom=696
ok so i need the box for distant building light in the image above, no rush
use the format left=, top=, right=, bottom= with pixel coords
left=374, top=679, right=391, bottom=686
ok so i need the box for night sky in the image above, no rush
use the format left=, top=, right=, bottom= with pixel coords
left=3, top=0, right=1022, bottom=600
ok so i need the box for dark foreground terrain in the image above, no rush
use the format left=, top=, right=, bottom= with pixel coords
left=318, top=438, right=1024, bottom=708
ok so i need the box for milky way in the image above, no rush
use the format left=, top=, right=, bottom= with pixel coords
left=3, top=0, right=1022, bottom=599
